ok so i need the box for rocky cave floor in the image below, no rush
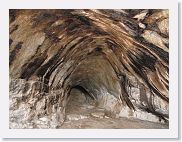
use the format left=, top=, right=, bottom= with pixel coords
left=59, top=89, right=168, bottom=129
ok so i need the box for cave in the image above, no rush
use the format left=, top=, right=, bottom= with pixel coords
left=9, top=9, right=169, bottom=129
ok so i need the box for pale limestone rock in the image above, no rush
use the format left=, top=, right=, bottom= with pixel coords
left=91, top=112, right=105, bottom=118
left=158, top=18, right=169, bottom=35
left=139, top=22, right=146, bottom=29
left=133, top=10, right=148, bottom=21
left=142, top=30, right=168, bottom=52
left=66, top=114, right=88, bottom=121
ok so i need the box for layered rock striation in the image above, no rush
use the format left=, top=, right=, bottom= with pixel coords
left=9, top=9, right=169, bottom=128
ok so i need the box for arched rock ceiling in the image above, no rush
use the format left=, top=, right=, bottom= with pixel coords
left=9, top=9, right=169, bottom=127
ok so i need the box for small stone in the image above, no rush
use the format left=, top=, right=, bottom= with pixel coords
left=139, top=23, right=146, bottom=29
left=39, top=117, right=48, bottom=122
left=91, top=112, right=105, bottom=118
left=66, top=114, right=88, bottom=121
left=105, top=115, right=110, bottom=119
left=133, top=10, right=148, bottom=21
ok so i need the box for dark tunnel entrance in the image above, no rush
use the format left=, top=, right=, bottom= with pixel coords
left=63, top=55, right=123, bottom=123
left=9, top=9, right=169, bottom=129
left=65, top=86, right=97, bottom=119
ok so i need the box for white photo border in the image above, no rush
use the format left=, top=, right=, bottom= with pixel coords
left=0, top=0, right=178, bottom=138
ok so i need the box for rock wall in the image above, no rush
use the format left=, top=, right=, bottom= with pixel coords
left=9, top=9, right=169, bottom=128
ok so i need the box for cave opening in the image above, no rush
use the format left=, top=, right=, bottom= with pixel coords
left=66, top=86, right=96, bottom=115
left=9, top=9, right=169, bottom=129
left=63, top=53, right=122, bottom=122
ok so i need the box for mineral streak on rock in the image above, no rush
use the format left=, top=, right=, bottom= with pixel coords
left=9, top=9, right=169, bottom=129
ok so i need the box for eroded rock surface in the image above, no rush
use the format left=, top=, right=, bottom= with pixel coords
left=9, top=9, right=169, bottom=129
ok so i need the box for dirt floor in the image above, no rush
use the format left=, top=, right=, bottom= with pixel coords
left=59, top=89, right=169, bottom=129
left=61, top=117, right=168, bottom=129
